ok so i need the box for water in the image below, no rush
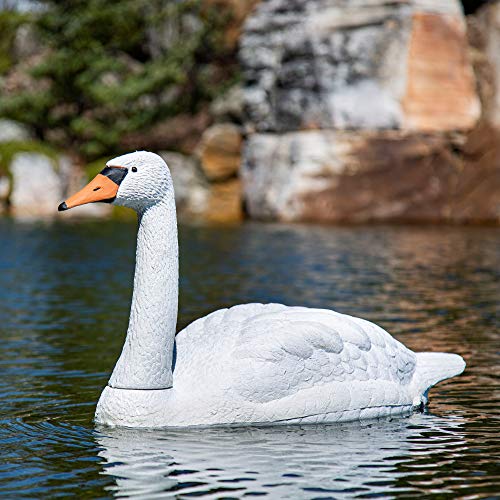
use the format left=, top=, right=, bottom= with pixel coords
left=0, top=219, right=498, bottom=498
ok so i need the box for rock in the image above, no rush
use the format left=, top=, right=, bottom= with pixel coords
left=206, top=178, right=243, bottom=223
left=9, top=152, right=63, bottom=218
left=196, top=123, right=242, bottom=181
left=0, top=176, right=9, bottom=199
left=159, top=151, right=209, bottom=216
left=160, top=150, right=242, bottom=222
left=458, top=122, right=500, bottom=223
left=0, top=119, right=32, bottom=142
left=238, top=0, right=495, bottom=224
left=240, top=0, right=480, bottom=133
left=473, top=1, right=500, bottom=128
left=210, top=85, right=245, bottom=124
left=242, top=129, right=500, bottom=224
left=0, top=176, right=10, bottom=213
left=8, top=152, right=110, bottom=218
left=402, top=10, right=481, bottom=131
left=160, top=150, right=243, bottom=222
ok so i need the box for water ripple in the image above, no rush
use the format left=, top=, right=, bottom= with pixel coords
left=0, top=220, right=498, bottom=497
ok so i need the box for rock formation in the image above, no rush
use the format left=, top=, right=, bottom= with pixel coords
left=0, top=0, right=498, bottom=224
left=243, top=130, right=499, bottom=223
left=197, top=123, right=243, bottom=181
left=159, top=149, right=243, bottom=222
left=240, top=0, right=499, bottom=223
left=5, top=151, right=108, bottom=218
left=0, top=119, right=32, bottom=143
left=473, top=1, right=500, bottom=128
left=159, top=151, right=210, bottom=217
left=241, top=0, right=479, bottom=133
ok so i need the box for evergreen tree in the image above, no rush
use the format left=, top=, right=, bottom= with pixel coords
left=0, top=0, right=236, bottom=158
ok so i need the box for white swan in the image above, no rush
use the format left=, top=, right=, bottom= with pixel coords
left=59, top=151, right=465, bottom=428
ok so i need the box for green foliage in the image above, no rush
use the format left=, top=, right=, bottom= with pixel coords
left=0, top=0, right=237, bottom=159
left=0, top=10, right=27, bottom=74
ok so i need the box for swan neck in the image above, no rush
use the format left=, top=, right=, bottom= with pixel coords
left=108, top=196, right=178, bottom=390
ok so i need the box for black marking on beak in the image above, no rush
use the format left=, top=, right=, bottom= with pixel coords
left=100, top=166, right=128, bottom=185
left=58, top=201, right=68, bottom=212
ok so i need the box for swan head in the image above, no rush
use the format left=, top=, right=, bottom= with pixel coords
left=58, top=151, right=173, bottom=212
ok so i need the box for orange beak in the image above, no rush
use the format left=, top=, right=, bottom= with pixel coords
left=58, top=166, right=127, bottom=211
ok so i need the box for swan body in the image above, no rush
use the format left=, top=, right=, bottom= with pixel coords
left=60, top=151, right=466, bottom=428
left=95, top=303, right=465, bottom=427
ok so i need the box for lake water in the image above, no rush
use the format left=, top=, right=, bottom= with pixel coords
left=0, top=219, right=498, bottom=498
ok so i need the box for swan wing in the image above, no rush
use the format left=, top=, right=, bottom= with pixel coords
left=229, top=304, right=416, bottom=406
left=175, top=304, right=416, bottom=412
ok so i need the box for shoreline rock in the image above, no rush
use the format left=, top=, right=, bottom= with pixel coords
left=239, top=0, right=498, bottom=224
left=0, top=119, right=32, bottom=143
left=159, top=151, right=210, bottom=217
left=1, top=149, right=111, bottom=219
left=242, top=129, right=499, bottom=224
left=196, top=123, right=243, bottom=181
left=240, top=0, right=479, bottom=134
left=0, top=0, right=497, bottom=224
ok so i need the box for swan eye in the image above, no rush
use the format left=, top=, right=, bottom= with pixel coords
left=132, top=167, right=137, bottom=172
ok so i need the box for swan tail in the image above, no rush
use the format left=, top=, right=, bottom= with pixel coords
left=412, top=352, right=466, bottom=406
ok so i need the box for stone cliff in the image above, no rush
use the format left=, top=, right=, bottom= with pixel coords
left=240, top=0, right=499, bottom=223
left=0, top=0, right=498, bottom=223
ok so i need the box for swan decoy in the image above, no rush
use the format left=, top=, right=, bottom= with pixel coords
left=58, top=151, right=465, bottom=428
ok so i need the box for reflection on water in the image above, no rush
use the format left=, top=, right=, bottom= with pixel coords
left=97, top=415, right=471, bottom=498
left=0, top=219, right=498, bottom=497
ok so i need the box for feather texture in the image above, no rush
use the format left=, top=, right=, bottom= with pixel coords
left=96, top=303, right=462, bottom=428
